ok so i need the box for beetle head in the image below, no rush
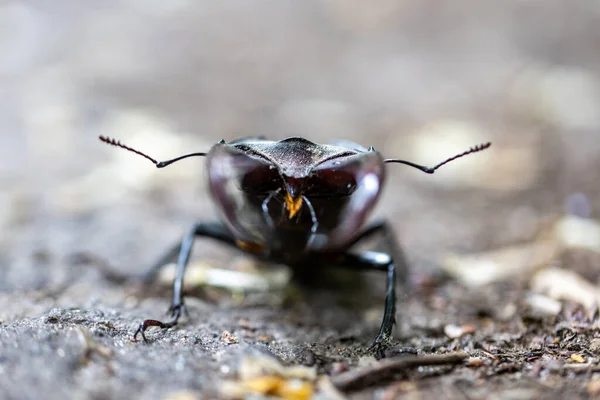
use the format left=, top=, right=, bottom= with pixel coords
left=226, top=137, right=361, bottom=219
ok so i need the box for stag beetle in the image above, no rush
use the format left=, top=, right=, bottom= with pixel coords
left=99, top=135, right=490, bottom=353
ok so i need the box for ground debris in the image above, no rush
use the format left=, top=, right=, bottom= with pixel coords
left=441, top=214, right=600, bottom=289
left=220, top=350, right=317, bottom=399
left=221, top=330, right=238, bottom=345
left=162, top=390, right=201, bottom=400
left=530, top=267, right=600, bottom=311
left=589, top=338, right=600, bottom=354
left=330, top=352, right=468, bottom=391
left=441, top=241, right=557, bottom=287
left=524, top=293, right=562, bottom=317
left=570, top=354, right=586, bottom=363
left=465, top=357, right=487, bottom=367
left=158, top=259, right=292, bottom=292
left=444, top=324, right=476, bottom=339
left=73, top=327, right=114, bottom=360
left=554, top=215, right=600, bottom=252
left=378, top=381, right=420, bottom=399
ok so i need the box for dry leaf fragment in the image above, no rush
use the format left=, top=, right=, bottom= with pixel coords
left=466, top=357, right=486, bottom=367
left=163, top=391, right=201, bottom=400
left=221, top=352, right=317, bottom=400
left=442, top=241, right=557, bottom=287
left=158, top=261, right=291, bottom=291
left=525, top=293, right=562, bottom=317
left=242, top=376, right=313, bottom=400
left=239, top=353, right=317, bottom=381
left=530, top=267, right=600, bottom=311
left=554, top=215, right=600, bottom=252
left=244, top=376, right=282, bottom=394
left=571, top=354, right=586, bottom=363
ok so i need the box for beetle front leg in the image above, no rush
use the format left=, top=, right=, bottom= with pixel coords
left=134, top=222, right=235, bottom=343
left=347, top=219, right=408, bottom=284
left=140, top=222, right=235, bottom=283
left=327, top=251, right=396, bottom=358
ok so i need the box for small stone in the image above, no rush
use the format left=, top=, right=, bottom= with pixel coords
left=221, top=330, right=238, bottom=345
left=444, top=324, right=476, bottom=339
left=220, top=365, right=231, bottom=375
left=589, top=338, right=600, bottom=354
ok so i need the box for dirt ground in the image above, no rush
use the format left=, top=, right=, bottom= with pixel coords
left=2, top=2, right=600, bottom=399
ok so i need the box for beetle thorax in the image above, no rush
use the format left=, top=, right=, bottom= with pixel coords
left=238, top=137, right=355, bottom=179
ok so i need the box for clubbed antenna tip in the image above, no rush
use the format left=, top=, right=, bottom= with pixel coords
left=384, top=141, right=491, bottom=174
left=99, top=135, right=160, bottom=165
left=98, top=135, right=207, bottom=168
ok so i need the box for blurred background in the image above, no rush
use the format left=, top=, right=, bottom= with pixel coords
left=1, top=0, right=599, bottom=305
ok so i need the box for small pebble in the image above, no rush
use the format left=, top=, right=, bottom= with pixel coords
left=589, top=338, right=600, bottom=354
left=444, top=324, right=476, bottom=339
left=221, top=330, right=238, bottom=345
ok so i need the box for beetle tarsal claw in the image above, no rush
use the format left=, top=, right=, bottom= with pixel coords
left=284, top=191, right=303, bottom=219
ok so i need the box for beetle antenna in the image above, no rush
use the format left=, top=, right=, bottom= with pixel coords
left=384, top=142, right=491, bottom=174
left=99, top=135, right=207, bottom=168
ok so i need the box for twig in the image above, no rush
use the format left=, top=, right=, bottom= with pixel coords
left=317, top=376, right=347, bottom=400
left=331, top=352, right=468, bottom=391
left=558, top=363, right=600, bottom=374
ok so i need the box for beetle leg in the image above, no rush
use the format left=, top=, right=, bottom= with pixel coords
left=301, top=195, right=319, bottom=248
left=279, top=200, right=287, bottom=224
left=347, top=219, right=408, bottom=285
left=327, top=251, right=396, bottom=358
left=140, top=222, right=234, bottom=283
left=262, top=193, right=275, bottom=228
left=133, top=222, right=235, bottom=343
left=261, top=188, right=281, bottom=229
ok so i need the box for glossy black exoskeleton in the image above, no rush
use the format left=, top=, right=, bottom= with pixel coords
left=99, top=135, right=490, bottom=354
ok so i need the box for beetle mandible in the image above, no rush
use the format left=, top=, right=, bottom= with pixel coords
left=99, top=135, right=491, bottom=353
